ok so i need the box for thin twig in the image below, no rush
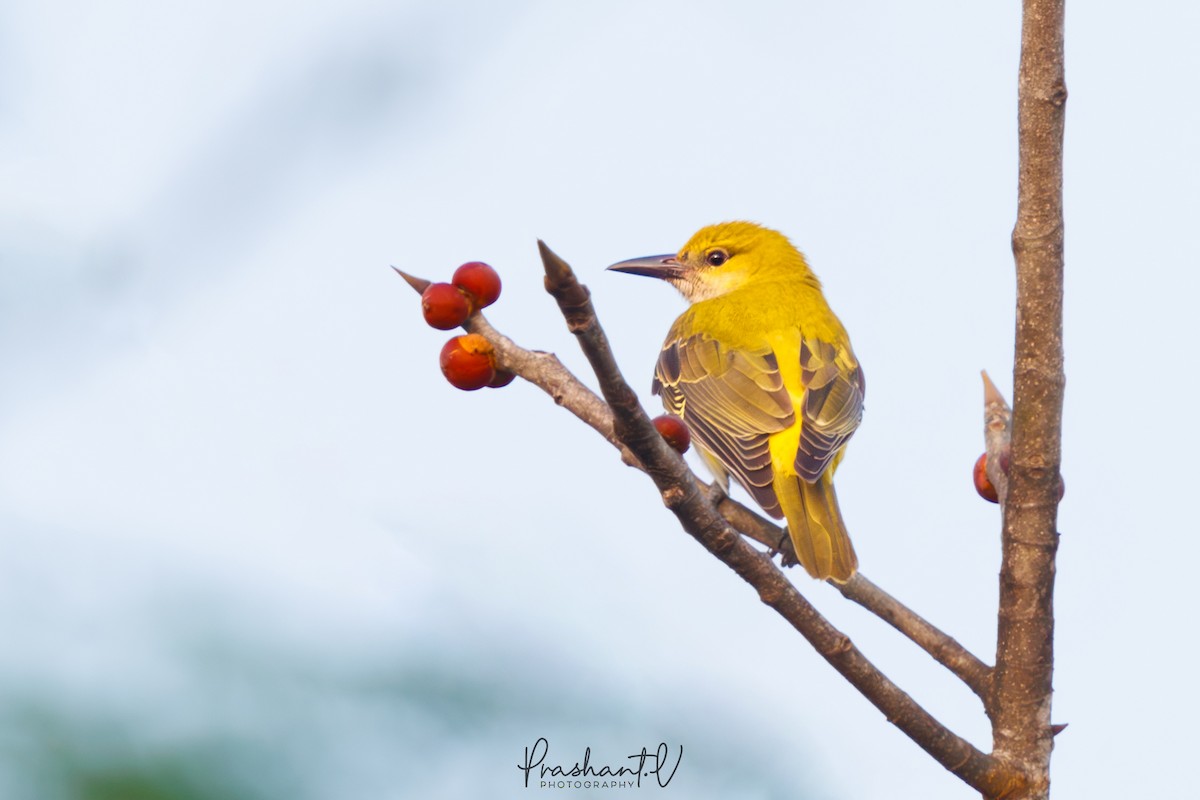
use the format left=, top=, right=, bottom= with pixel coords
left=838, top=574, right=994, bottom=703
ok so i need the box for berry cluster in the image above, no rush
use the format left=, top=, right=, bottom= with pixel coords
left=414, top=261, right=513, bottom=391
left=405, top=260, right=695, bottom=449
left=420, top=262, right=502, bottom=330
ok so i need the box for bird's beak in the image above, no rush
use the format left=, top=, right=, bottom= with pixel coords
left=607, top=254, right=687, bottom=281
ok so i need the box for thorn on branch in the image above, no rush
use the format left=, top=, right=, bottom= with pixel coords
left=392, top=266, right=431, bottom=294
left=982, top=370, right=1005, bottom=407
left=538, top=240, right=591, bottom=325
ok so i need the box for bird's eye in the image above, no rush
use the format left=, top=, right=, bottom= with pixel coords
left=706, top=249, right=728, bottom=267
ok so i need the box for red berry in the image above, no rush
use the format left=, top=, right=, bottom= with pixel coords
left=974, top=453, right=999, bottom=503
left=653, top=414, right=691, bottom=454
left=452, top=262, right=502, bottom=308
left=487, top=368, right=516, bottom=389
left=421, top=283, right=472, bottom=330
left=439, top=334, right=496, bottom=391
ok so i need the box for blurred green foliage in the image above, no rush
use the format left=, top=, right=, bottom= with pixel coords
left=2, top=634, right=811, bottom=799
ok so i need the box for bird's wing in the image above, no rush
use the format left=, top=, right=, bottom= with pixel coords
left=653, top=332, right=795, bottom=516
left=794, top=337, right=866, bottom=482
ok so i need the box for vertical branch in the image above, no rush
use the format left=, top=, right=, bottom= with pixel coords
left=992, top=0, right=1066, bottom=796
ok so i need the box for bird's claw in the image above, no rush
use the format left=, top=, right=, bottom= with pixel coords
left=776, top=528, right=800, bottom=568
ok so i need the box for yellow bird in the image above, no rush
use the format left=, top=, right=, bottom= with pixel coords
left=609, top=221, right=865, bottom=582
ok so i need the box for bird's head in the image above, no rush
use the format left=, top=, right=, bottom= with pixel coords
left=608, top=221, right=815, bottom=303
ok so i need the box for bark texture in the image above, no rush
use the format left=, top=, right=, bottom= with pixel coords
left=991, top=0, right=1067, bottom=796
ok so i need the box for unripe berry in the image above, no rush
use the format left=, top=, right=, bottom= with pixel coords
left=439, top=334, right=496, bottom=391
left=973, top=453, right=999, bottom=504
left=653, top=414, right=691, bottom=454
left=452, top=262, right=502, bottom=308
left=421, top=283, right=472, bottom=330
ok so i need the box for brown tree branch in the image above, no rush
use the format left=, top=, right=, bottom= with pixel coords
left=991, top=0, right=1066, bottom=796
left=534, top=241, right=1018, bottom=798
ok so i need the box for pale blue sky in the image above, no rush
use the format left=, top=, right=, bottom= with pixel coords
left=2, top=2, right=1197, bottom=798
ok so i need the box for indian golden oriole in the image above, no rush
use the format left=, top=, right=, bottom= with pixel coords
left=610, top=221, right=864, bottom=582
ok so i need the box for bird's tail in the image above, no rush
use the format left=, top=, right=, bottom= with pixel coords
left=776, top=471, right=858, bottom=583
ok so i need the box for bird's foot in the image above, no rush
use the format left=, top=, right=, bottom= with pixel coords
left=775, top=528, right=800, bottom=568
